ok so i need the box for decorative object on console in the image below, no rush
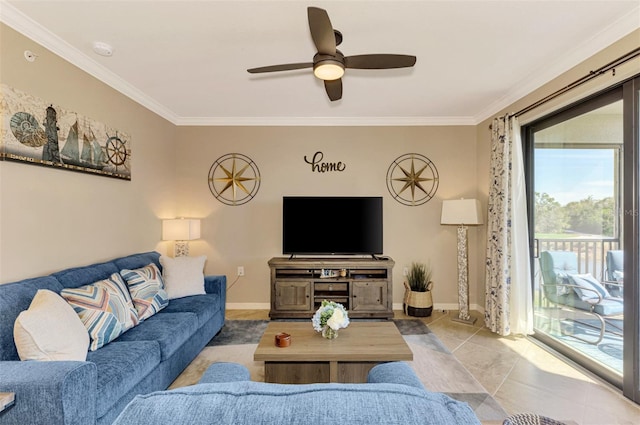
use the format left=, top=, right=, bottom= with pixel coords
left=312, top=300, right=350, bottom=339
left=403, top=262, right=434, bottom=317
left=159, top=255, right=207, bottom=299
left=208, top=153, right=261, bottom=206
left=162, top=218, right=201, bottom=257
left=386, top=153, right=439, bottom=206
left=441, top=199, right=483, bottom=324
left=0, top=83, right=131, bottom=180
left=246, top=7, right=416, bottom=101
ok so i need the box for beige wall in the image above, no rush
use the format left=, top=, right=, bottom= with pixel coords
left=174, top=126, right=481, bottom=309
left=1, top=21, right=636, bottom=313
left=0, top=24, right=177, bottom=282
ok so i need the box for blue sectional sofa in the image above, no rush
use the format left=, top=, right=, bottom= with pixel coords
left=112, top=361, right=481, bottom=425
left=0, top=251, right=226, bottom=425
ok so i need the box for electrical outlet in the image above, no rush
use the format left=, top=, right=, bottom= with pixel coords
left=237, top=266, right=245, bottom=276
left=403, top=267, right=408, bottom=276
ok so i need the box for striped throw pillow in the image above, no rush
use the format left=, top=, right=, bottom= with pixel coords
left=120, top=263, right=169, bottom=321
left=61, top=273, right=136, bottom=351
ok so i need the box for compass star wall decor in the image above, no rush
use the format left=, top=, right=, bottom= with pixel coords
left=386, top=153, right=439, bottom=206
left=208, top=153, right=261, bottom=206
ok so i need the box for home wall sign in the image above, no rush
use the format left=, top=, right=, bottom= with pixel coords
left=208, top=153, right=261, bottom=206
left=386, top=153, right=439, bottom=206
left=304, top=151, right=346, bottom=173
left=0, top=84, right=131, bottom=180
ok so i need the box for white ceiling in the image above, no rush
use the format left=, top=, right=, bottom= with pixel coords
left=1, top=0, right=638, bottom=126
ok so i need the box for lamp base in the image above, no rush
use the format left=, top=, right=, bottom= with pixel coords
left=174, top=241, right=189, bottom=257
left=451, top=315, right=477, bottom=326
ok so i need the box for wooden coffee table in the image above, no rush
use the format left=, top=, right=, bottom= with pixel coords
left=254, top=321, right=412, bottom=384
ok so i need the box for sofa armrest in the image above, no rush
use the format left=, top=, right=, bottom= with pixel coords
left=204, top=275, right=226, bottom=306
left=367, top=362, right=425, bottom=390
left=0, top=360, right=97, bottom=425
left=198, top=362, right=250, bottom=384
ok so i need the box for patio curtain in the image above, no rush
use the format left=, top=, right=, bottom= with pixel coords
left=485, top=114, right=533, bottom=336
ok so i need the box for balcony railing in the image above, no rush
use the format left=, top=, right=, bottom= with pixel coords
left=536, top=238, right=620, bottom=281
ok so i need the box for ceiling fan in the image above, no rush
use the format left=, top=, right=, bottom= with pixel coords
left=247, top=6, right=417, bottom=101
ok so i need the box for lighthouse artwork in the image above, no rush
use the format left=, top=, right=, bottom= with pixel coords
left=1, top=84, right=131, bottom=180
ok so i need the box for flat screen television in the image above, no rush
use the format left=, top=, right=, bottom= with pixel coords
left=282, top=196, right=383, bottom=256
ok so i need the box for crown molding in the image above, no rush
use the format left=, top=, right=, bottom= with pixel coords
left=175, top=115, right=476, bottom=126
left=0, top=2, right=181, bottom=124
left=3, top=1, right=637, bottom=128
left=473, top=5, right=640, bottom=124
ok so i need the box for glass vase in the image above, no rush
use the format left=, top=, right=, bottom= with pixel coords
left=322, top=326, right=338, bottom=340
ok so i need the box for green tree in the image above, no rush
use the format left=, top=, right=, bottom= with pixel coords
left=534, top=192, right=567, bottom=234
left=563, top=196, right=615, bottom=236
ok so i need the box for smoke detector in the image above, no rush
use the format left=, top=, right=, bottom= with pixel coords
left=92, top=41, right=113, bottom=57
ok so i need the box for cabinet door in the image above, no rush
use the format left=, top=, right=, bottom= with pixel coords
left=275, top=281, right=311, bottom=311
left=351, top=281, right=387, bottom=311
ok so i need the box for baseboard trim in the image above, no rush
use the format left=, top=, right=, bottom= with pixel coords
left=227, top=302, right=485, bottom=314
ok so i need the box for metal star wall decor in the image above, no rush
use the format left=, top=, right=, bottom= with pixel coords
left=208, top=153, right=261, bottom=206
left=386, top=153, right=439, bottom=206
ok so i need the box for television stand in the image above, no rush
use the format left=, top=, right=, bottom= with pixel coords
left=268, top=257, right=395, bottom=319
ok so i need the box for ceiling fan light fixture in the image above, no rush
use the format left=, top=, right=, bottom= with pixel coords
left=313, top=61, right=344, bottom=80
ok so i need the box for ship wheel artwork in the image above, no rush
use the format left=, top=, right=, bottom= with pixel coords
left=105, top=134, right=128, bottom=166
left=208, top=153, right=261, bottom=206
left=386, top=153, right=439, bottom=206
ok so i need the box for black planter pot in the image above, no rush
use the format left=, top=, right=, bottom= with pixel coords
left=403, top=304, right=433, bottom=317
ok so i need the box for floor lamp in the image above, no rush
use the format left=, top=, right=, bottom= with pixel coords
left=441, top=199, right=483, bottom=325
left=162, top=218, right=201, bottom=257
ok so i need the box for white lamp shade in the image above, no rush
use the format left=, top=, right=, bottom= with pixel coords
left=441, top=199, right=483, bottom=225
left=162, top=219, right=201, bottom=241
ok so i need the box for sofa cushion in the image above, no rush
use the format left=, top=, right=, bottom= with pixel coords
left=0, top=276, right=64, bottom=361
left=159, top=255, right=206, bottom=299
left=53, top=261, right=120, bottom=289
left=160, top=293, right=220, bottom=327
left=113, top=381, right=481, bottom=425
left=592, top=297, right=624, bottom=316
left=114, top=312, right=199, bottom=360
left=14, top=289, right=89, bottom=361
left=113, top=252, right=161, bottom=272
left=86, top=340, right=161, bottom=418
left=61, top=274, right=134, bottom=351
left=120, top=263, right=169, bottom=321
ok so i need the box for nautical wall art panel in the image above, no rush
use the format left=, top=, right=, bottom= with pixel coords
left=0, top=84, right=131, bottom=180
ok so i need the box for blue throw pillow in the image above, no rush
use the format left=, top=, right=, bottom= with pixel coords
left=569, top=273, right=609, bottom=301
left=612, top=270, right=624, bottom=282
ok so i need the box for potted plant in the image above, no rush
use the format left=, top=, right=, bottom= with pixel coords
left=403, top=262, right=434, bottom=317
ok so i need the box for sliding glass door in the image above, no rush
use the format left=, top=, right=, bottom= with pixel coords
left=524, top=77, right=640, bottom=403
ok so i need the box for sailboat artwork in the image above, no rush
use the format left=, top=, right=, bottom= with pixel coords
left=61, top=119, right=108, bottom=170
left=0, top=84, right=131, bottom=180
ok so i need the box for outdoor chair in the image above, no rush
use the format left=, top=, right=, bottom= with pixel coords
left=604, top=250, right=624, bottom=297
left=538, top=250, right=623, bottom=345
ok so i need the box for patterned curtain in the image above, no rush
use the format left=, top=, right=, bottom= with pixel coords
left=485, top=114, right=533, bottom=336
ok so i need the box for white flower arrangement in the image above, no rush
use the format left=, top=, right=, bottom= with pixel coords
left=312, top=300, right=350, bottom=332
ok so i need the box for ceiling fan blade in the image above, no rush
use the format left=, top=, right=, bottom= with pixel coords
left=345, top=54, right=416, bottom=69
left=324, top=79, right=342, bottom=101
left=308, top=7, right=336, bottom=55
left=247, top=62, right=313, bottom=74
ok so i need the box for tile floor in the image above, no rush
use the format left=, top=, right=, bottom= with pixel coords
left=226, top=309, right=640, bottom=425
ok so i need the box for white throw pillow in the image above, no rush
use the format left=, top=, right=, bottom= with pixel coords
left=159, top=255, right=207, bottom=299
left=14, top=289, right=89, bottom=361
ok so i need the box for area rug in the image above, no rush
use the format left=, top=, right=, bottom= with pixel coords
left=170, top=319, right=507, bottom=422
